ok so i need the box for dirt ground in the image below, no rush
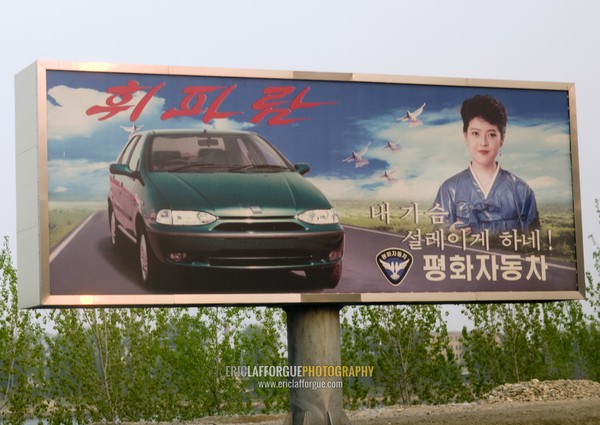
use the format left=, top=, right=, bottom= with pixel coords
left=346, top=399, right=600, bottom=424
left=122, top=398, right=600, bottom=425
left=114, top=380, right=600, bottom=425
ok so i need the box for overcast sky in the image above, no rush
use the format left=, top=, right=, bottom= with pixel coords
left=2, top=0, right=599, bottom=326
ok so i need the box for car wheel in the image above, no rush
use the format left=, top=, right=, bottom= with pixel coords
left=109, top=209, right=125, bottom=251
left=138, top=231, right=164, bottom=287
left=305, top=262, right=342, bottom=288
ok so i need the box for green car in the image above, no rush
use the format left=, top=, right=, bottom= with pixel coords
left=108, top=129, right=344, bottom=287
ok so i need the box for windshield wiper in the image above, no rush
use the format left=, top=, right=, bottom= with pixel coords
left=229, top=164, right=289, bottom=172
left=166, top=163, right=227, bottom=172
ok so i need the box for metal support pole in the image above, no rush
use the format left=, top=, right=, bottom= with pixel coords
left=284, top=305, right=351, bottom=425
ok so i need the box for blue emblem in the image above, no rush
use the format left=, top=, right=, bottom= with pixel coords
left=376, top=248, right=413, bottom=286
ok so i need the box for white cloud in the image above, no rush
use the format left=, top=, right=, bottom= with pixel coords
left=528, top=175, right=561, bottom=190
left=47, top=85, right=166, bottom=140
left=312, top=114, right=574, bottom=204
left=48, top=159, right=111, bottom=201
left=207, top=118, right=256, bottom=131
left=309, top=175, right=445, bottom=205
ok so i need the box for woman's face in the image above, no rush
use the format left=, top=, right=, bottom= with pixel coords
left=464, top=117, right=504, bottom=168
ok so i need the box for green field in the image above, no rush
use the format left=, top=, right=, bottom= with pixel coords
left=48, top=202, right=104, bottom=248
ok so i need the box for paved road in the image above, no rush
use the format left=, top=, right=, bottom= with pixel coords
left=50, top=211, right=578, bottom=297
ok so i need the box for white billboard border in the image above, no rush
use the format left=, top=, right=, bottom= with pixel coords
left=15, top=60, right=585, bottom=308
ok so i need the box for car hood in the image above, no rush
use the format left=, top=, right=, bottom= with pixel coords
left=147, top=171, right=333, bottom=216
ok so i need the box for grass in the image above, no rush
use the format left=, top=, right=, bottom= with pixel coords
left=48, top=202, right=104, bottom=248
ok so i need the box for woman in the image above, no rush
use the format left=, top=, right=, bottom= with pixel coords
left=433, top=95, right=539, bottom=235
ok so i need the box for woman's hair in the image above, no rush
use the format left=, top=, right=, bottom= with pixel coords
left=461, top=95, right=507, bottom=138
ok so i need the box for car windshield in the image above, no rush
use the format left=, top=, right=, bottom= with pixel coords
left=148, top=133, right=293, bottom=173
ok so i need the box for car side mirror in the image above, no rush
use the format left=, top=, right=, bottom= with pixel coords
left=294, top=163, right=311, bottom=176
left=109, top=163, right=136, bottom=178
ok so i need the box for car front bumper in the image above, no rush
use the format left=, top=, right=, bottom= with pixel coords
left=146, top=225, right=344, bottom=270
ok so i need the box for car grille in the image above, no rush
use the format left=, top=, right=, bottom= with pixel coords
left=213, top=222, right=305, bottom=232
left=207, top=249, right=324, bottom=267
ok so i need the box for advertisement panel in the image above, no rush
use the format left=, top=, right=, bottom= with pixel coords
left=15, top=61, right=584, bottom=307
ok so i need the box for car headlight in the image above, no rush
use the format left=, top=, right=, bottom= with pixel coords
left=156, top=209, right=218, bottom=226
left=297, top=209, right=340, bottom=225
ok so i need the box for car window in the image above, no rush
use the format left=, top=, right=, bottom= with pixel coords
left=242, top=134, right=289, bottom=167
left=117, top=135, right=141, bottom=165
left=127, top=136, right=144, bottom=171
left=148, top=133, right=292, bottom=172
left=150, top=136, right=200, bottom=170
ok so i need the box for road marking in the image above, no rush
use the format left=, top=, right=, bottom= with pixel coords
left=49, top=211, right=101, bottom=263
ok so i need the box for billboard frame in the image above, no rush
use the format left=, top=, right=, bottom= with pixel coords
left=15, top=60, right=584, bottom=308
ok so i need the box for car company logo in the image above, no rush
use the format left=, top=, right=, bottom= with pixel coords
left=249, top=205, right=263, bottom=214
left=376, top=248, right=413, bottom=286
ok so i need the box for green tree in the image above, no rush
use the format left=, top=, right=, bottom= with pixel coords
left=45, top=307, right=178, bottom=424
left=583, top=219, right=600, bottom=380
left=0, top=237, right=46, bottom=425
left=43, top=304, right=289, bottom=422
left=342, top=305, right=465, bottom=406
left=534, top=300, right=590, bottom=380
left=46, top=309, right=125, bottom=424
left=586, top=280, right=600, bottom=380
left=113, top=308, right=177, bottom=421
left=535, top=201, right=600, bottom=382
left=461, top=303, right=546, bottom=394
left=461, top=280, right=600, bottom=396
left=341, top=308, right=376, bottom=409
left=164, top=307, right=253, bottom=418
left=236, top=307, right=288, bottom=413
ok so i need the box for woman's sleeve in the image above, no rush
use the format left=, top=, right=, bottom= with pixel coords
left=518, top=184, right=540, bottom=233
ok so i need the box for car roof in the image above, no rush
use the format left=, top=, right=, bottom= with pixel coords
left=136, top=128, right=256, bottom=137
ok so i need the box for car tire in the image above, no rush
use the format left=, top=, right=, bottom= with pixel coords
left=138, top=231, right=164, bottom=287
left=109, top=208, right=126, bottom=252
left=305, top=261, right=342, bottom=288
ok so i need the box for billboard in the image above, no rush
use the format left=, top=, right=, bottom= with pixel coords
left=15, top=61, right=584, bottom=307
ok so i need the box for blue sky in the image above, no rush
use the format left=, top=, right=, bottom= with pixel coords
left=45, top=70, right=572, bottom=205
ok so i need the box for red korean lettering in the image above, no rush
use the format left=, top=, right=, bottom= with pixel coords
left=251, top=86, right=336, bottom=126
left=203, top=85, right=242, bottom=122
left=161, top=85, right=242, bottom=122
left=86, top=80, right=165, bottom=121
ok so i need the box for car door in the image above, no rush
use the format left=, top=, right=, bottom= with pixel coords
left=118, top=136, right=145, bottom=236
left=110, top=135, right=142, bottom=236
